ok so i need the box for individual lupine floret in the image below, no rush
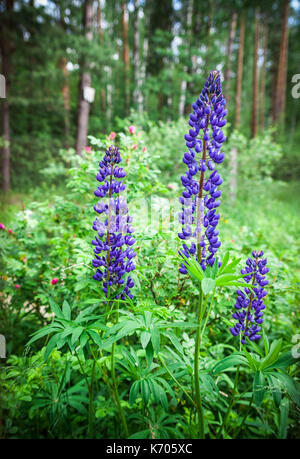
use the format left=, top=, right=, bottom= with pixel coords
left=92, top=145, right=136, bottom=300
left=230, top=250, right=269, bottom=344
left=178, top=71, right=227, bottom=273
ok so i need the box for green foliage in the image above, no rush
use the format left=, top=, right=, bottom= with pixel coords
left=0, top=123, right=299, bottom=439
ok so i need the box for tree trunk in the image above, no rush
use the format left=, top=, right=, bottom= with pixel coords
left=273, top=0, right=289, bottom=123
left=178, top=0, right=193, bottom=117
left=0, top=0, right=14, bottom=192
left=75, top=0, right=93, bottom=156
left=224, top=11, right=238, bottom=102
left=259, top=22, right=268, bottom=131
left=97, top=0, right=106, bottom=113
left=204, top=0, right=213, bottom=75
left=58, top=56, right=70, bottom=144
left=58, top=0, right=70, bottom=143
left=122, top=0, right=130, bottom=115
left=1, top=48, right=10, bottom=192
left=251, top=10, right=260, bottom=138
left=235, top=12, right=245, bottom=128
left=139, top=0, right=149, bottom=112
left=133, top=0, right=142, bottom=110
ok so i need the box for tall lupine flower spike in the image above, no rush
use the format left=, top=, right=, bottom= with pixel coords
left=92, top=145, right=136, bottom=300
left=178, top=70, right=227, bottom=273
left=230, top=250, right=269, bottom=344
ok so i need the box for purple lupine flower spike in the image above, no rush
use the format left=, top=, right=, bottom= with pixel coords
left=178, top=71, right=227, bottom=273
left=92, top=145, right=136, bottom=300
left=230, top=250, right=269, bottom=344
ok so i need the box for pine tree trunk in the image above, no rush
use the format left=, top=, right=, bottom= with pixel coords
left=1, top=0, right=14, bottom=192
left=122, top=1, right=130, bottom=115
left=235, top=12, right=245, bottom=128
left=251, top=10, right=260, bottom=138
left=1, top=48, right=11, bottom=191
left=58, top=4, right=70, bottom=146
left=273, top=0, right=289, bottom=123
left=224, top=11, right=237, bottom=102
left=178, top=0, right=193, bottom=117
left=259, top=22, right=268, bottom=131
left=75, top=0, right=93, bottom=156
left=58, top=57, right=70, bottom=145
left=97, top=0, right=106, bottom=113
left=139, top=0, right=149, bottom=112
left=133, top=0, right=142, bottom=110
left=279, top=0, right=289, bottom=118
left=204, top=0, right=213, bottom=75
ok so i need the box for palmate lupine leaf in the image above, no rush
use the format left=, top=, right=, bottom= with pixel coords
left=181, top=251, right=254, bottom=292
left=253, top=371, right=266, bottom=406
left=212, top=353, right=249, bottom=374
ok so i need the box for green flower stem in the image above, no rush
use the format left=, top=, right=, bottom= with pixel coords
left=217, top=365, right=240, bottom=438
left=111, top=341, right=129, bottom=437
left=158, top=354, right=196, bottom=407
left=200, top=288, right=216, bottom=341
left=194, top=287, right=205, bottom=439
left=74, top=349, right=95, bottom=438
left=88, top=359, right=96, bottom=438
left=109, top=306, right=129, bottom=438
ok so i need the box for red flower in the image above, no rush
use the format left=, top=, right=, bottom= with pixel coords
left=0, top=223, right=5, bottom=230
left=51, top=278, right=59, bottom=285
left=132, top=144, right=138, bottom=150
left=14, top=284, right=21, bottom=289
left=8, top=229, right=13, bottom=234
left=85, top=146, right=92, bottom=153
left=142, top=147, right=146, bottom=152
left=128, top=125, right=136, bottom=135
left=109, top=132, right=116, bottom=140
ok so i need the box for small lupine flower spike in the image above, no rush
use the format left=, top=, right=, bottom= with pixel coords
left=92, top=145, right=136, bottom=300
left=230, top=250, right=269, bottom=344
left=178, top=70, right=227, bottom=273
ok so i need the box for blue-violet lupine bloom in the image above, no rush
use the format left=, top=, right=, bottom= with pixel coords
left=230, top=250, right=269, bottom=344
left=92, top=145, right=136, bottom=300
left=178, top=70, right=227, bottom=273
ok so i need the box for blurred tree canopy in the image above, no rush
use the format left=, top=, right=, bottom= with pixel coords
left=0, top=0, right=299, bottom=190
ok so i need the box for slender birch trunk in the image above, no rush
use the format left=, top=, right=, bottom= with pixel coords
left=75, top=0, right=93, bottom=156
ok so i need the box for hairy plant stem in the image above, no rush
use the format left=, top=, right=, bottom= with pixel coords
left=158, top=354, right=196, bottom=407
left=194, top=287, right=205, bottom=439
